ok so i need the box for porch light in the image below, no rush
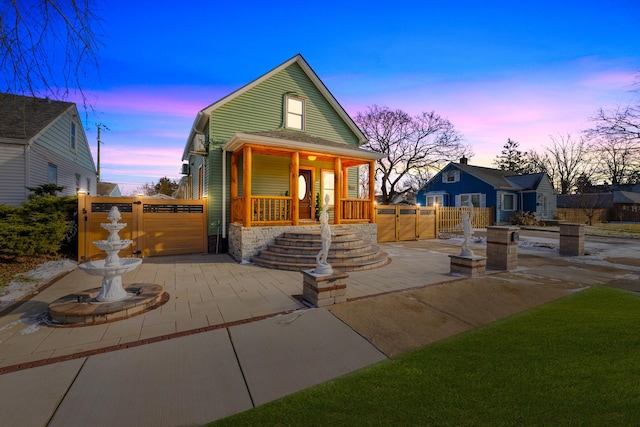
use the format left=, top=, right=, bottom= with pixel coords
left=307, top=155, right=317, bottom=161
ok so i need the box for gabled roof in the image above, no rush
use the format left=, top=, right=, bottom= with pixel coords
left=557, top=193, right=614, bottom=208
left=452, top=163, right=518, bottom=190
left=439, top=163, right=547, bottom=191
left=97, top=182, right=120, bottom=197
left=0, top=93, right=74, bottom=142
left=614, top=191, right=640, bottom=204
left=183, top=54, right=366, bottom=160
left=505, top=173, right=545, bottom=191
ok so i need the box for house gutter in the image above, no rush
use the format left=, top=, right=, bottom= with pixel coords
left=222, top=148, right=226, bottom=239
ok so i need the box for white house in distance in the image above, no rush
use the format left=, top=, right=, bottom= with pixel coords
left=0, top=93, right=97, bottom=205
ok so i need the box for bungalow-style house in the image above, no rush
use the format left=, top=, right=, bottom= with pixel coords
left=0, top=93, right=96, bottom=205
left=416, top=158, right=556, bottom=223
left=181, top=54, right=382, bottom=261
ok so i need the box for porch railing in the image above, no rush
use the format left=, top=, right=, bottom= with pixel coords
left=340, top=198, right=372, bottom=222
left=232, top=196, right=293, bottom=225
left=232, top=195, right=372, bottom=226
left=251, top=196, right=292, bottom=224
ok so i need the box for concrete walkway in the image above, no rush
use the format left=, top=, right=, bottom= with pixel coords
left=1, top=235, right=639, bottom=426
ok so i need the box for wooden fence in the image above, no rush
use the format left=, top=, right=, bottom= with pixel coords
left=78, top=194, right=208, bottom=262
left=555, top=208, right=608, bottom=225
left=375, top=205, right=494, bottom=242
left=437, top=207, right=494, bottom=233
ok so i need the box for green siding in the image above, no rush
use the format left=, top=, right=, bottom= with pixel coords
left=252, top=155, right=290, bottom=196
left=203, top=60, right=367, bottom=235
left=209, top=63, right=360, bottom=147
left=207, top=148, right=224, bottom=233
left=347, top=166, right=359, bottom=198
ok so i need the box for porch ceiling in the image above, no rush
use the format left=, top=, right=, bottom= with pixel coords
left=224, top=130, right=382, bottom=166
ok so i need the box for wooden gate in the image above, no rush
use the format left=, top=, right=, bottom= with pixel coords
left=375, top=205, right=438, bottom=242
left=78, top=194, right=208, bottom=262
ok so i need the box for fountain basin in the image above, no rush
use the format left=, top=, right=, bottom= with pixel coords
left=79, top=257, right=142, bottom=276
left=92, top=239, right=134, bottom=251
left=48, top=283, right=167, bottom=325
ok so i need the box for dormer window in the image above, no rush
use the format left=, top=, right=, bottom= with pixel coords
left=285, top=96, right=305, bottom=130
left=442, top=170, right=460, bottom=183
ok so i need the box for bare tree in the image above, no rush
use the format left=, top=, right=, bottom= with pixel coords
left=586, top=104, right=640, bottom=146
left=529, top=134, right=592, bottom=194
left=355, top=105, right=467, bottom=205
left=587, top=134, right=640, bottom=185
left=1, top=1, right=101, bottom=104
left=584, top=81, right=640, bottom=185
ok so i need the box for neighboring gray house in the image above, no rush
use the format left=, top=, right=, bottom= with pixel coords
left=0, top=93, right=97, bottom=205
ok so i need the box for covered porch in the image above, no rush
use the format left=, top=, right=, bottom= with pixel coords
left=225, top=131, right=380, bottom=228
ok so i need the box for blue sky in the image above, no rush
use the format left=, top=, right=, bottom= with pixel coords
left=77, top=0, right=640, bottom=194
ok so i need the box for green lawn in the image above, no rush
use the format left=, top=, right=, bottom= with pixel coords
left=211, top=286, right=640, bottom=426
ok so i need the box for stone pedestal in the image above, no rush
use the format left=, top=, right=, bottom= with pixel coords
left=449, top=255, right=487, bottom=277
left=559, top=223, right=585, bottom=256
left=302, top=270, right=348, bottom=307
left=486, top=226, right=520, bottom=271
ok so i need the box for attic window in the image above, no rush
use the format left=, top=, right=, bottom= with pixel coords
left=442, top=170, right=460, bottom=183
left=285, top=96, right=305, bottom=130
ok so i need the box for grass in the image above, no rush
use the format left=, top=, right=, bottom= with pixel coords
left=586, top=223, right=640, bottom=238
left=210, top=286, right=640, bottom=426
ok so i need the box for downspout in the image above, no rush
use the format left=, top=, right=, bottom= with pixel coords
left=222, top=148, right=226, bottom=239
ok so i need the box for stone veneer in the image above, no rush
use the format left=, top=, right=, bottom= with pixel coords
left=486, top=226, right=520, bottom=271
left=228, top=223, right=378, bottom=262
left=559, top=223, right=585, bottom=256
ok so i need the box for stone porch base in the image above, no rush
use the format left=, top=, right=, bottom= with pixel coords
left=228, top=223, right=378, bottom=262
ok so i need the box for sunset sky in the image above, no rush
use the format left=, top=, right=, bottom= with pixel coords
left=76, top=0, right=640, bottom=194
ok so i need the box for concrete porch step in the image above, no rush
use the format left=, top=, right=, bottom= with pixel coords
left=257, top=246, right=383, bottom=264
left=250, top=231, right=390, bottom=272
left=251, top=251, right=390, bottom=272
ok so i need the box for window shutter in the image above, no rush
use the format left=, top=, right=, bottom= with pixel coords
left=455, top=195, right=461, bottom=207
left=480, top=194, right=486, bottom=208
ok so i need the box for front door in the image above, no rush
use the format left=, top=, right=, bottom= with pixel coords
left=298, top=169, right=313, bottom=219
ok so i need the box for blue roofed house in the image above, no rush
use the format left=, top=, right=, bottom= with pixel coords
left=0, top=93, right=97, bottom=205
left=416, top=157, right=556, bottom=223
left=180, top=54, right=382, bottom=261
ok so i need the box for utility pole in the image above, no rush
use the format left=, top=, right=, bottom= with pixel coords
left=96, top=123, right=109, bottom=182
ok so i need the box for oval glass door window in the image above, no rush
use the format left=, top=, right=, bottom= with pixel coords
left=298, top=175, right=307, bottom=200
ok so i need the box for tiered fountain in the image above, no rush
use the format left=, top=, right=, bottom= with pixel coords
left=48, top=206, right=165, bottom=325
left=80, top=206, right=142, bottom=301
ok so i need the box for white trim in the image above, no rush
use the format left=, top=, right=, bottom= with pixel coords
left=501, top=193, right=516, bottom=211
left=285, top=95, right=305, bottom=130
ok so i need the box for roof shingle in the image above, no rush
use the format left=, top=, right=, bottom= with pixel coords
left=0, top=93, right=73, bottom=141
